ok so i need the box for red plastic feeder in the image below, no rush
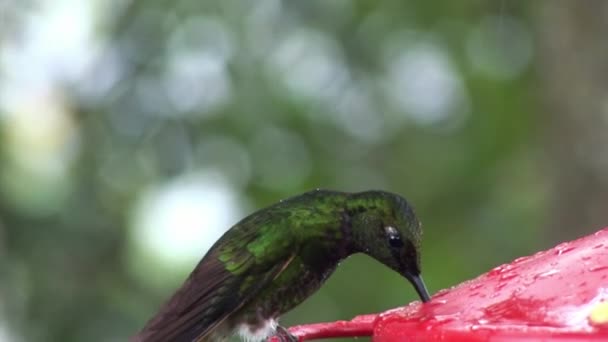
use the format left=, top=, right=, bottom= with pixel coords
left=278, top=228, right=608, bottom=341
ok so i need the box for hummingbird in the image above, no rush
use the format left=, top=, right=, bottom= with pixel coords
left=134, top=189, right=431, bottom=342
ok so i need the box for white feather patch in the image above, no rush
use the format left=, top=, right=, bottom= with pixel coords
left=237, top=318, right=278, bottom=342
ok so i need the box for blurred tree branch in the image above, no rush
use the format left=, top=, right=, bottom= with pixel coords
left=539, top=1, right=608, bottom=242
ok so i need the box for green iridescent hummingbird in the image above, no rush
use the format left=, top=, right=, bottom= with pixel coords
left=134, top=189, right=430, bottom=342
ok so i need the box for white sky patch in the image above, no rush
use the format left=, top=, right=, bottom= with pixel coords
left=131, top=172, right=245, bottom=267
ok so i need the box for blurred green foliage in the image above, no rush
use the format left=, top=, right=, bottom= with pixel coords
left=0, top=1, right=586, bottom=341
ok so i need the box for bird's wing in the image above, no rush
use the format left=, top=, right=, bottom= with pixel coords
left=135, top=212, right=297, bottom=342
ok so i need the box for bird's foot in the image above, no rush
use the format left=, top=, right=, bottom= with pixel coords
left=270, top=326, right=298, bottom=342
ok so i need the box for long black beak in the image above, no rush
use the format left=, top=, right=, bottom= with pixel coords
left=407, top=274, right=431, bottom=302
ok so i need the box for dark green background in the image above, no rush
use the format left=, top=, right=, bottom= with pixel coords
left=1, top=1, right=607, bottom=341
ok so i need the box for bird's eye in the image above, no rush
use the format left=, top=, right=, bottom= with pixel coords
left=384, top=226, right=404, bottom=248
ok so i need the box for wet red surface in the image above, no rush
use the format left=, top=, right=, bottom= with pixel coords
left=284, top=314, right=377, bottom=340
left=272, top=227, right=608, bottom=341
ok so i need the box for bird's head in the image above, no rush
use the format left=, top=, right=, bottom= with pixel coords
left=346, top=191, right=430, bottom=302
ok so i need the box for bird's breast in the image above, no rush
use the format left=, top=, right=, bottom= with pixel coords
left=237, top=318, right=278, bottom=342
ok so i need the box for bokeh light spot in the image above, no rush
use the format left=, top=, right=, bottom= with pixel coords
left=164, top=16, right=234, bottom=115
left=269, top=28, right=348, bottom=101
left=385, top=40, right=470, bottom=127
left=130, top=171, right=245, bottom=279
left=466, top=15, right=533, bottom=80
